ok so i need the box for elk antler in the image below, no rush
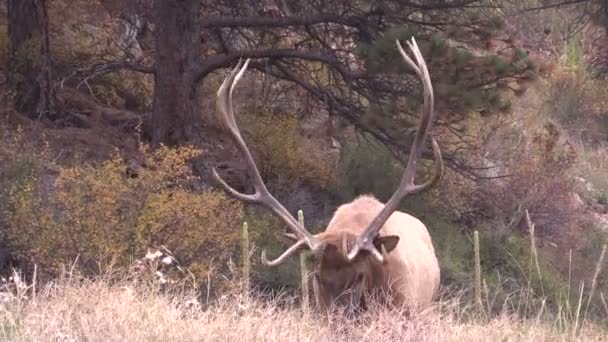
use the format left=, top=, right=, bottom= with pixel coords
left=346, top=37, right=444, bottom=263
left=212, top=59, right=323, bottom=266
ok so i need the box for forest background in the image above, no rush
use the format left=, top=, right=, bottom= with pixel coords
left=1, top=1, right=608, bottom=340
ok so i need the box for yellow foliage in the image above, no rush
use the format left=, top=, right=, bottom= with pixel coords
left=135, top=189, right=241, bottom=280
left=246, top=113, right=334, bottom=189
left=2, top=136, right=243, bottom=286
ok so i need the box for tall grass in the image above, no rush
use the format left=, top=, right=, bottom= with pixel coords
left=298, top=209, right=311, bottom=314
left=1, top=266, right=607, bottom=341
left=241, top=221, right=251, bottom=297
left=473, top=230, right=482, bottom=309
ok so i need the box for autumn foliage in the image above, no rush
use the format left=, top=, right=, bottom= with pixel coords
left=0, top=128, right=243, bottom=286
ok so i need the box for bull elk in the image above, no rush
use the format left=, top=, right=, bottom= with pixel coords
left=212, top=37, right=444, bottom=312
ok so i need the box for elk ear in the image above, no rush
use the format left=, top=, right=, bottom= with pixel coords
left=373, top=235, right=400, bottom=254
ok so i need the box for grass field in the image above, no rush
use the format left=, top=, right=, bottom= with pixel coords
left=0, top=268, right=607, bottom=342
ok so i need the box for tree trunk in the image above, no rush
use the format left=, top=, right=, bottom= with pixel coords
left=7, top=0, right=54, bottom=119
left=147, top=0, right=205, bottom=146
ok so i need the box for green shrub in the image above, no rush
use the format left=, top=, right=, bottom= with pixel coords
left=576, top=225, right=608, bottom=318
left=243, top=208, right=301, bottom=292
left=423, top=213, right=472, bottom=288
left=431, top=221, right=567, bottom=316
left=334, top=137, right=402, bottom=203
left=599, top=193, right=608, bottom=206
left=406, top=192, right=567, bottom=316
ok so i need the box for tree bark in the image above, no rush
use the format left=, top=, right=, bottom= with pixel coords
left=147, top=0, right=205, bottom=146
left=7, top=0, right=54, bottom=119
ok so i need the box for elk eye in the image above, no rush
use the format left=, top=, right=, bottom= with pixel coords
left=346, top=273, right=365, bottom=288
left=356, top=273, right=364, bottom=283
left=305, top=253, right=316, bottom=262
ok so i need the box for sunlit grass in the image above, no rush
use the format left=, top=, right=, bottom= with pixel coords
left=0, top=264, right=607, bottom=342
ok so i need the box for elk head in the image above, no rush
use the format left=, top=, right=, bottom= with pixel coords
left=212, top=37, right=443, bottom=312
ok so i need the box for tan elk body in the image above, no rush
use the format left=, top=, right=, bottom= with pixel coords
left=212, top=37, right=443, bottom=312
left=315, top=195, right=440, bottom=309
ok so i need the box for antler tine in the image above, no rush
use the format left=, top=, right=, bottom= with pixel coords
left=261, top=240, right=307, bottom=266
left=211, top=60, right=323, bottom=265
left=347, top=37, right=444, bottom=263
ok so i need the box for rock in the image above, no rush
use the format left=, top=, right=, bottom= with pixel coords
left=592, top=212, right=608, bottom=231
left=569, top=192, right=585, bottom=208
left=573, top=176, right=595, bottom=193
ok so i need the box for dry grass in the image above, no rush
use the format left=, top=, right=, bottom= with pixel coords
left=0, top=269, right=606, bottom=342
